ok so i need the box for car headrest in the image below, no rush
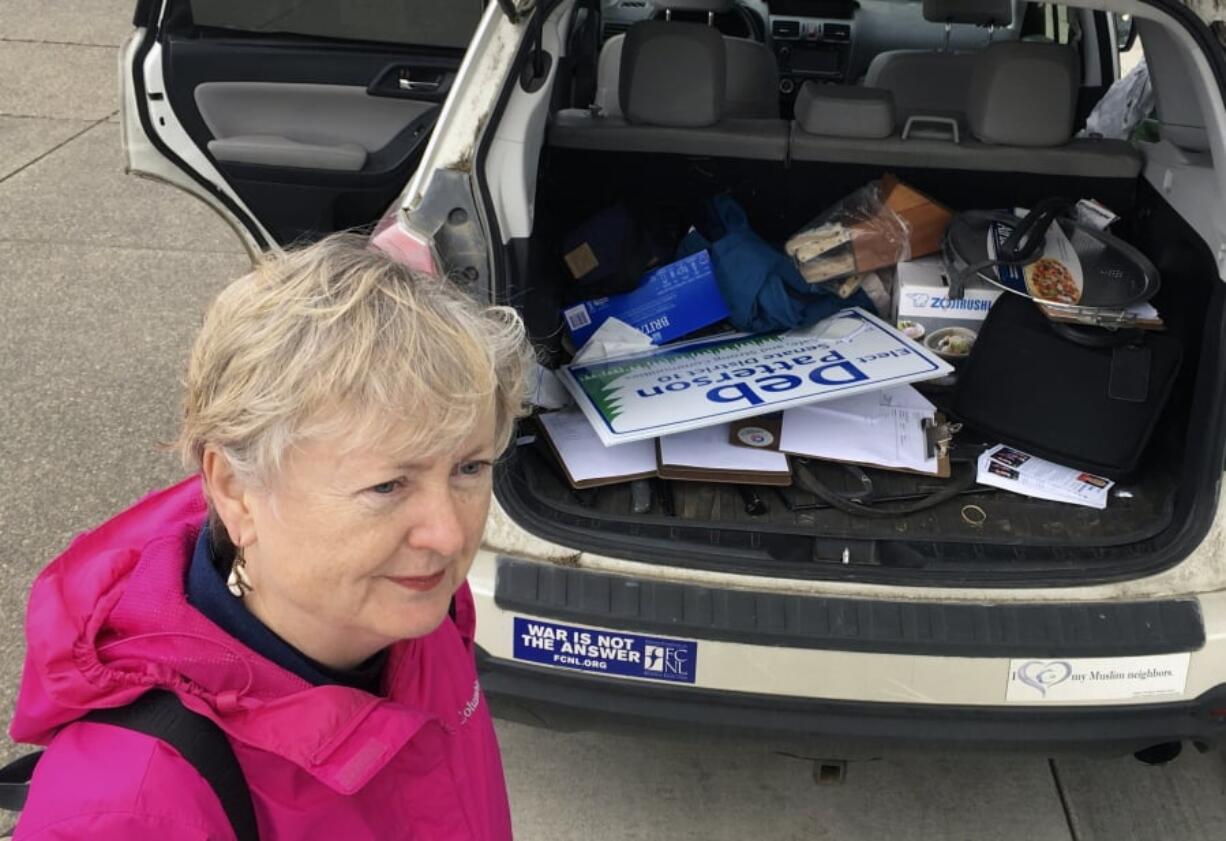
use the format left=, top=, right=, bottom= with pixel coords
left=650, top=0, right=736, bottom=12
left=621, top=21, right=726, bottom=127
left=794, top=83, right=896, bottom=139
left=967, top=42, right=1080, bottom=147
left=923, top=0, right=1013, bottom=27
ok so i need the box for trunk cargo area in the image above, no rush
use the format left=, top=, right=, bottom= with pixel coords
left=494, top=148, right=1225, bottom=586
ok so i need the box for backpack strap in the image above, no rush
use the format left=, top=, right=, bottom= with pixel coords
left=0, top=691, right=258, bottom=841
left=84, top=691, right=258, bottom=841
left=0, top=753, right=42, bottom=812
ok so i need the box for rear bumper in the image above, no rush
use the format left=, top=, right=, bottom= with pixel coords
left=479, top=650, right=1226, bottom=755
left=471, top=553, right=1226, bottom=753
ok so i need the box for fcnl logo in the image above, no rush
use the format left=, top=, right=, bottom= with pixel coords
left=644, top=644, right=690, bottom=677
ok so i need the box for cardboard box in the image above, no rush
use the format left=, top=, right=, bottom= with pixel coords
left=850, top=174, right=952, bottom=274
left=880, top=174, right=952, bottom=260
left=789, top=175, right=953, bottom=284
left=562, top=250, right=729, bottom=347
left=892, top=256, right=1002, bottom=340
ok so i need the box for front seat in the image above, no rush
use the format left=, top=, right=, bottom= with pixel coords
left=594, top=0, right=779, bottom=119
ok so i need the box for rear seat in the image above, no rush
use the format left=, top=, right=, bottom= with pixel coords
left=791, top=42, right=1142, bottom=180
left=863, top=0, right=1012, bottom=128
left=550, top=18, right=788, bottom=161
left=863, top=51, right=976, bottom=130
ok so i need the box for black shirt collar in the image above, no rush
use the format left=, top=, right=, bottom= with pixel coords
left=186, top=523, right=388, bottom=694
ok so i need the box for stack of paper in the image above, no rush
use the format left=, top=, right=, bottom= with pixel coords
left=976, top=445, right=1114, bottom=510
left=537, top=409, right=656, bottom=488
left=778, top=385, right=945, bottom=476
left=537, top=412, right=792, bottom=489
left=1038, top=300, right=1165, bottom=330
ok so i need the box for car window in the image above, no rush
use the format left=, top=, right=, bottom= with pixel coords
left=185, top=0, right=485, bottom=49
left=1020, top=2, right=1075, bottom=45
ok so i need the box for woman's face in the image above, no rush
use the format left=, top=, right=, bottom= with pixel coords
left=235, top=411, right=497, bottom=669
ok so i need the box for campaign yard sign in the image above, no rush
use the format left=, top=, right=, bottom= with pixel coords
left=558, top=308, right=954, bottom=446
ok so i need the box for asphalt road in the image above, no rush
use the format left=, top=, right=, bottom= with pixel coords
left=2, top=3, right=1225, bottom=839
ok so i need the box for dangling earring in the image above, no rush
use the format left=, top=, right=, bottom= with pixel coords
left=227, top=546, right=254, bottom=598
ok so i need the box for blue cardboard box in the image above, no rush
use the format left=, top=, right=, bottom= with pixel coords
left=562, top=250, right=729, bottom=347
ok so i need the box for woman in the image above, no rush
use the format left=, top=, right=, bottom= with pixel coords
left=8, top=234, right=532, bottom=839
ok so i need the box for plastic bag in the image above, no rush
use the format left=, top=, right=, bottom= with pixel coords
left=1080, top=60, right=1154, bottom=141
left=678, top=195, right=871, bottom=333
left=786, top=182, right=913, bottom=286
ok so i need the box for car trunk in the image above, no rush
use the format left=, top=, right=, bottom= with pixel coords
left=493, top=145, right=1225, bottom=587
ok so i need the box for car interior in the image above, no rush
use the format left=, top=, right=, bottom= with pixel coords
left=490, top=0, right=1226, bottom=587
left=148, top=0, right=485, bottom=245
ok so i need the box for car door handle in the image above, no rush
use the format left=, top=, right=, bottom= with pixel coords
left=369, top=64, right=455, bottom=100
left=398, top=72, right=442, bottom=92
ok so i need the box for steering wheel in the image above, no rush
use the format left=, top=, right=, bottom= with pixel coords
left=738, top=5, right=767, bottom=42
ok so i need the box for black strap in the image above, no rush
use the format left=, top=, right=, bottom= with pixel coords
left=1049, top=319, right=1144, bottom=348
left=85, top=692, right=258, bottom=840
left=998, top=197, right=1074, bottom=263
left=0, top=752, right=42, bottom=811
left=0, top=691, right=258, bottom=841
left=792, top=458, right=980, bottom=519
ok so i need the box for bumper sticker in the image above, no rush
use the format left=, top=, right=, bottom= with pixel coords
left=1005, top=653, right=1191, bottom=703
left=513, top=617, right=697, bottom=684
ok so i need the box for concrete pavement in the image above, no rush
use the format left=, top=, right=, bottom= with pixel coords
left=1, top=4, right=1224, bottom=839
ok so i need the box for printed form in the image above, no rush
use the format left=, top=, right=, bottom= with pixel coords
left=779, top=385, right=941, bottom=475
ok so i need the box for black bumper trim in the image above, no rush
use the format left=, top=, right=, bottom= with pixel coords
left=495, top=557, right=1206, bottom=658
left=478, top=649, right=1226, bottom=750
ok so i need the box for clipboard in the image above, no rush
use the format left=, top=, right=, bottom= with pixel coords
left=730, top=392, right=953, bottom=478
left=537, top=410, right=658, bottom=489
left=539, top=412, right=793, bottom=490
left=657, top=424, right=792, bottom=487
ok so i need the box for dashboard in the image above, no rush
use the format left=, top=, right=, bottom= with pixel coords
left=766, top=0, right=859, bottom=92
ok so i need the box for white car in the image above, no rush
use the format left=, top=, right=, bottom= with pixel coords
left=122, top=0, right=1226, bottom=758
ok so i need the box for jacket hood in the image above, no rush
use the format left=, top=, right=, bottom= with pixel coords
left=10, top=477, right=443, bottom=795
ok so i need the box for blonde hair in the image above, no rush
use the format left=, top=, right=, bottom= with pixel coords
left=176, top=232, right=532, bottom=490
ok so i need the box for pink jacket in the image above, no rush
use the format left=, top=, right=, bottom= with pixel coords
left=9, top=477, right=513, bottom=840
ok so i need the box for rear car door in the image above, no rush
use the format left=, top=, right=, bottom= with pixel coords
left=121, top=0, right=486, bottom=251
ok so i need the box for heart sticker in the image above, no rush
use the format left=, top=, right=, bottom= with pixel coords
left=1017, top=660, right=1074, bottom=697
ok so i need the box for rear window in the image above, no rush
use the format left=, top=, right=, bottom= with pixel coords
left=186, top=0, right=485, bottom=49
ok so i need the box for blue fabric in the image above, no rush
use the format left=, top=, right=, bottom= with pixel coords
left=186, top=524, right=386, bottom=693
left=679, top=195, right=872, bottom=333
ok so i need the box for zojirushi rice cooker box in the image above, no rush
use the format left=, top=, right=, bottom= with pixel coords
left=892, top=256, right=1003, bottom=362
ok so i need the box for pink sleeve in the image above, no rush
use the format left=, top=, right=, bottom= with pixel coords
left=13, top=722, right=237, bottom=841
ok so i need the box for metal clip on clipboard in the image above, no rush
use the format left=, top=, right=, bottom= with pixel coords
left=923, top=417, right=961, bottom=461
